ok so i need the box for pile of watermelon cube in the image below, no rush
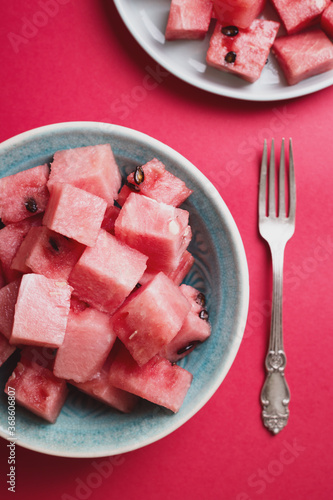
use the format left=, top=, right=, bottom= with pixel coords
left=165, top=0, right=333, bottom=85
left=0, top=144, right=212, bottom=423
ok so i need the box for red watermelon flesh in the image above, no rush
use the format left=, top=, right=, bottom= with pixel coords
left=101, top=205, right=121, bottom=234
left=165, top=0, right=213, bottom=40
left=0, top=164, right=49, bottom=225
left=43, top=182, right=107, bottom=247
left=0, top=215, right=43, bottom=283
left=0, top=333, right=16, bottom=367
left=10, top=274, right=72, bottom=348
left=48, top=144, right=121, bottom=206
left=0, top=262, right=5, bottom=289
left=125, top=158, right=193, bottom=207
left=139, top=250, right=194, bottom=287
left=69, top=229, right=148, bottom=314
left=207, top=19, right=280, bottom=83
left=109, top=344, right=193, bottom=413
left=213, top=0, right=265, bottom=29
left=114, top=193, right=192, bottom=274
left=117, top=184, right=132, bottom=207
left=0, top=279, right=21, bottom=339
left=161, top=284, right=211, bottom=362
left=272, top=29, right=333, bottom=86
left=111, top=272, right=191, bottom=366
left=54, top=308, right=117, bottom=383
left=321, top=3, right=333, bottom=38
left=271, top=0, right=330, bottom=35
left=4, top=354, right=68, bottom=423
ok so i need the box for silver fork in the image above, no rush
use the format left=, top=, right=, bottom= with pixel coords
left=259, top=138, right=296, bottom=435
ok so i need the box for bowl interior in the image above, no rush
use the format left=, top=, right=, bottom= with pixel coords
left=0, top=122, right=249, bottom=457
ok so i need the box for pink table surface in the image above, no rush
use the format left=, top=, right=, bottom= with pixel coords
left=1, top=2, right=333, bottom=500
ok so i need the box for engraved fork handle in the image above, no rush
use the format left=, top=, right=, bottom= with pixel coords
left=260, top=243, right=290, bottom=434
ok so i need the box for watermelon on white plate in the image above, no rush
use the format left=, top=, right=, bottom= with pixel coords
left=53, top=307, right=117, bottom=383
left=270, top=0, right=330, bottom=34
left=5, top=354, right=68, bottom=423
left=10, top=274, right=73, bottom=348
left=0, top=164, right=49, bottom=225
left=47, top=144, right=122, bottom=205
left=0, top=279, right=21, bottom=339
left=272, top=29, right=333, bottom=85
left=111, top=272, right=191, bottom=367
left=115, top=192, right=192, bottom=274
left=165, top=0, right=213, bottom=40
left=213, top=0, right=265, bottom=29
left=108, top=344, right=193, bottom=413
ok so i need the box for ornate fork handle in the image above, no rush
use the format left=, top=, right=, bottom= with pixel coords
left=260, top=244, right=290, bottom=435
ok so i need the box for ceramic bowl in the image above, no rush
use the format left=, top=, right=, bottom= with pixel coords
left=0, top=122, right=249, bottom=457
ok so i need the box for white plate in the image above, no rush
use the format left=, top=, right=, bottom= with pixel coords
left=113, top=0, right=333, bottom=101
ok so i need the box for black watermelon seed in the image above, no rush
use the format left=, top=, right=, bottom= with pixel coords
left=225, top=51, right=237, bottom=64
left=24, top=197, right=38, bottom=213
left=126, top=181, right=140, bottom=192
left=196, top=292, right=206, bottom=308
left=177, top=341, right=200, bottom=356
left=0, top=218, right=5, bottom=229
left=134, top=166, right=145, bottom=185
left=135, top=283, right=142, bottom=289
left=221, top=26, right=239, bottom=37
left=199, top=309, right=209, bottom=321
left=49, top=237, right=59, bottom=252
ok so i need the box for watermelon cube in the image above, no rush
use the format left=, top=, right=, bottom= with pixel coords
left=125, top=159, right=193, bottom=207
left=43, top=182, right=107, bottom=247
left=111, top=272, right=191, bottom=366
left=0, top=164, right=49, bottom=225
left=10, top=274, right=72, bottom=348
left=213, top=0, right=265, bottom=29
left=72, top=351, right=138, bottom=412
left=139, top=250, right=194, bottom=287
left=54, top=308, right=117, bottom=383
left=0, top=215, right=42, bottom=283
left=161, top=285, right=211, bottom=362
left=117, top=184, right=133, bottom=207
left=12, top=226, right=84, bottom=280
left=115, top=193, right=192, bottom=274
left=206, top=19, right=280, bottom=83
left=0, top=279, right=21, bottom=339
left=48, top=144, right=122, bottom=205
left=0, top=333, right=16, bottom=367
left=321, top=3, right=333, bottom=38
left=272, top=29, right=333, bottom=86
left=69, top=230, right=148, bottom=313
left=109, top=345, right=193, bottom=413
left=271, top=0, right=330, bottom=35
left=4, top=354, right=68, bottom=423
left=165, top=0, right=213, bottom=40
left=101, top=205, right=121, bottom=234
left=0, top=263, right=5, bottom=289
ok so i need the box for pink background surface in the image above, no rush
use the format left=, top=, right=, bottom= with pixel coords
left=1, top=1, right=333, bottom=499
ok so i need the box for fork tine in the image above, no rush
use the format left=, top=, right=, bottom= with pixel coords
left=288, top=138, right=296, bottom=221
left=268, top=139, right=275, bottom=217
left=259, top=139, right=268, bottom=219
left=279, top=138, right=286, bottom=217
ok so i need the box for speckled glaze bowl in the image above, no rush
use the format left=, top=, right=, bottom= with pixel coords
left=0, top=122, right=249, bottom=457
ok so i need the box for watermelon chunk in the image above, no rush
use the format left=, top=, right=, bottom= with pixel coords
left=165, top=0, right=213, bottom=40
left=139, top=250, right=194, bottom=287
left=0, top=333, right=16, bottom=367
left=43, top=182, right=107, bottom=247
left=213, top=0, right=265, bottom=29
left=271, top=0, right=330, bottom=35
left=101, top=205, right=121, bottom=234
left=0, top=215, right=43, bottom=283
left=4, top=354, right=68, bottom=423
left=109, top=345, right=193, bottom=413
left=11, top=226, right=85, bottom=280
left=321, top=3, right=333, bottom=38
left=0, top=279, right=21, bottom=339
left=10, top=274, right=72, bottom=348
left=48, top=144, right=122, bottom=205
left=115, top=193, right=192, bottom=274
left=69, top=229, right=148, bottom=314
left=206, top=19, right=280, bottom=83
left=111, top=272, right=191, bottom=366
left=272, top=29, right=333, bottom=86
left=160, top=285, right=211, bottom=362
left=0, top=164, right=49, bottom=225
left=54, top=308, right=117, bottom=383
left=125, top=159, right=193, bottom=207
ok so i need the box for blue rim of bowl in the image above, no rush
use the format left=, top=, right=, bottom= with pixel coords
left=0, top=122, right=249, bottom=457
